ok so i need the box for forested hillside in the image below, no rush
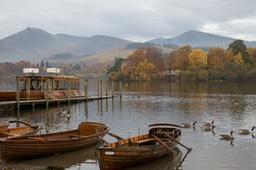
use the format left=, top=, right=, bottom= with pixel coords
left=107, top=40, right=256, bottom=82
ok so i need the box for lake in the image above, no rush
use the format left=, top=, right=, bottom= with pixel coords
left=0, top=82, right=256, bottom=170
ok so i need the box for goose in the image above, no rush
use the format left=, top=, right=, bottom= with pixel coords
left=203, top=120, right=214, bottom=126
left=181, top=121, right=197, bottom=128
left=239, top=126, right=256, bottom=135
left=220, top=130, right=234, bottom=140
left=201, top=125, right=215, bottom=132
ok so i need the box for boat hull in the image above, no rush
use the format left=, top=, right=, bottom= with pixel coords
left=0, top=91, right=30, bottom=101
left=97, top=131, right=181, bottom=170
left=0, top=122, right=109, bottom=162
left=98, top=141, right=179, bottom=169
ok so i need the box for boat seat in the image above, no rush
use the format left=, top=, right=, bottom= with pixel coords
left=78, top=123, right=104, bottom=136
left=130, top=138, right=156, bottom=146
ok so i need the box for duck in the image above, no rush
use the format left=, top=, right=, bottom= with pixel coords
left=239, top=126, right=256, bottom=135
left=220, top=130, right=234, bottom=140
left=60, top=108, right=66, bottom=117
left=181, top=121, right=197, bottom=128
left=203, top=120, right=214, bottom=126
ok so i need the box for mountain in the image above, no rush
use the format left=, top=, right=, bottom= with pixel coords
left=67, top=35, right=132, bottom=56
left=1, top=28, right=256, bottom=63
left=0, top=27, right=87, bottom=62
left=0, top=27, right=132, bottom=62
left=148, top=30, right=256, bottom=49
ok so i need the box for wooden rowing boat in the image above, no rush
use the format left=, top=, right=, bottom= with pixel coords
left=0, top=120, right=42, bottom=138
left=97, top=123, right=191, bottom=170
left=0, top=121, right=110, bottom=162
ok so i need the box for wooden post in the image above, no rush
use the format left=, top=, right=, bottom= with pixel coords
left=105, top=80, right=108, bottom=97
left=112, top=81, right=114, bottom=97
left=84, top=79, right=88, bottom=102
left=32, top=102, right=35, bottom=112
left=45, top=77, right=49, bottom=110
left=119, top=81, right=122, bottom=98
left=27, top=78, right=31, bottom=100
left=67, top=79, right=70, bottom=105
left=16, top=76, right=20, bottom=117
left=100, top=80, right=103, bottom=99
left=97, top=80, right=99, bottom=97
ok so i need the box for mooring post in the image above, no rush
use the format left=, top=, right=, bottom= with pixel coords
left=119, top=81, right=122, bottom=98
left=67, top=79, right=71, bottom=105
left=27, top=77, right=31, bottom=100
left=16, top=76, right=20, bottom=116
left=32, top=102, right=35, bottom=112
left=105, top=80, right=108, bottom=97
left=84, top=79, right=88, bottom=102
left=97, top=80, right=99, bottom=97
left=45, top=77, right=49, bottom=110
left=100, top=80, right=103, bottom=99
left=112, top=81, right=114, bottom=97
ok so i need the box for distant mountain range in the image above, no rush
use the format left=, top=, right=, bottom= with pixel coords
left=0, top=27, right=256, bottom=63
left=148, top=30, right=256, bottom=49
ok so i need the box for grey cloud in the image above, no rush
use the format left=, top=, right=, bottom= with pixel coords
left=0, top=0, right=256, bottom=41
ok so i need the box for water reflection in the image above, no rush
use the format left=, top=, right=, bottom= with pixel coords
left=126, top=147, right=184, bottom=170
left=16, top=145, right=97, bottom=169
left=1, top=82, right=256, bottom=169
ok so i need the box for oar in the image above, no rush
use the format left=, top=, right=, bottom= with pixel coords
left=107, top=132, right=124, bottom=141
left=151, top=134, right=177, bottom=156
left=97, top=135, right=108, bottom=145
left=9, top=120, right=33, bottom=127
left=165, top=134, right=192, bottom=168
left=165, top=134, right=192, bottom=153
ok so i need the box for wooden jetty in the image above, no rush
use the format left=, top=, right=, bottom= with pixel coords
left=0, top=68, right=121, bottom=111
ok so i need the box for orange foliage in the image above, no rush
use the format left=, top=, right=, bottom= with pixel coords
left=188, top=49, right=207, bottom=67
left=207, top=48, right=225, bottom=68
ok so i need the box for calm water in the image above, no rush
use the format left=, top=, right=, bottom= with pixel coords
left=1, top=82, right=256, bottom=170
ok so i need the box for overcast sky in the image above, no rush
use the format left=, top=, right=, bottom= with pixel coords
left=1, top=0, right=256, bottom=42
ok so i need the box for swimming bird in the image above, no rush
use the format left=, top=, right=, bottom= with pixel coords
left=203, top=120, right=214, bottom=126
left=220, top=130, right=234, bottom=140
left=181, top=121, right=197, bottom=128
left=239, top=126, right=256, bottom=135
left=201, top=125, right=215, bottom=131
left=60, top=108, right=66, bottom=117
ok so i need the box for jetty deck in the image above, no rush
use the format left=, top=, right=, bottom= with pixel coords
left=0, top=95, right=115, bottom=108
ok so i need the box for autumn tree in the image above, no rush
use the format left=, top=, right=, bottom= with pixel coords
left=119, top=47, right=164, bottom=81
left=188, top=49, right=207, bottom=67
left=174, top=45, right=192, bottom=70
left=228, top=39, right=253, bottom=65
left=207, top=48, right=226, bottom=80
left=246, top=48, right=256, bottom=65
left=135, top=59, right=158, bottom=80
left=185, top=49, right=208, bottom=81
left=225, top=49, right=243, bottom=64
